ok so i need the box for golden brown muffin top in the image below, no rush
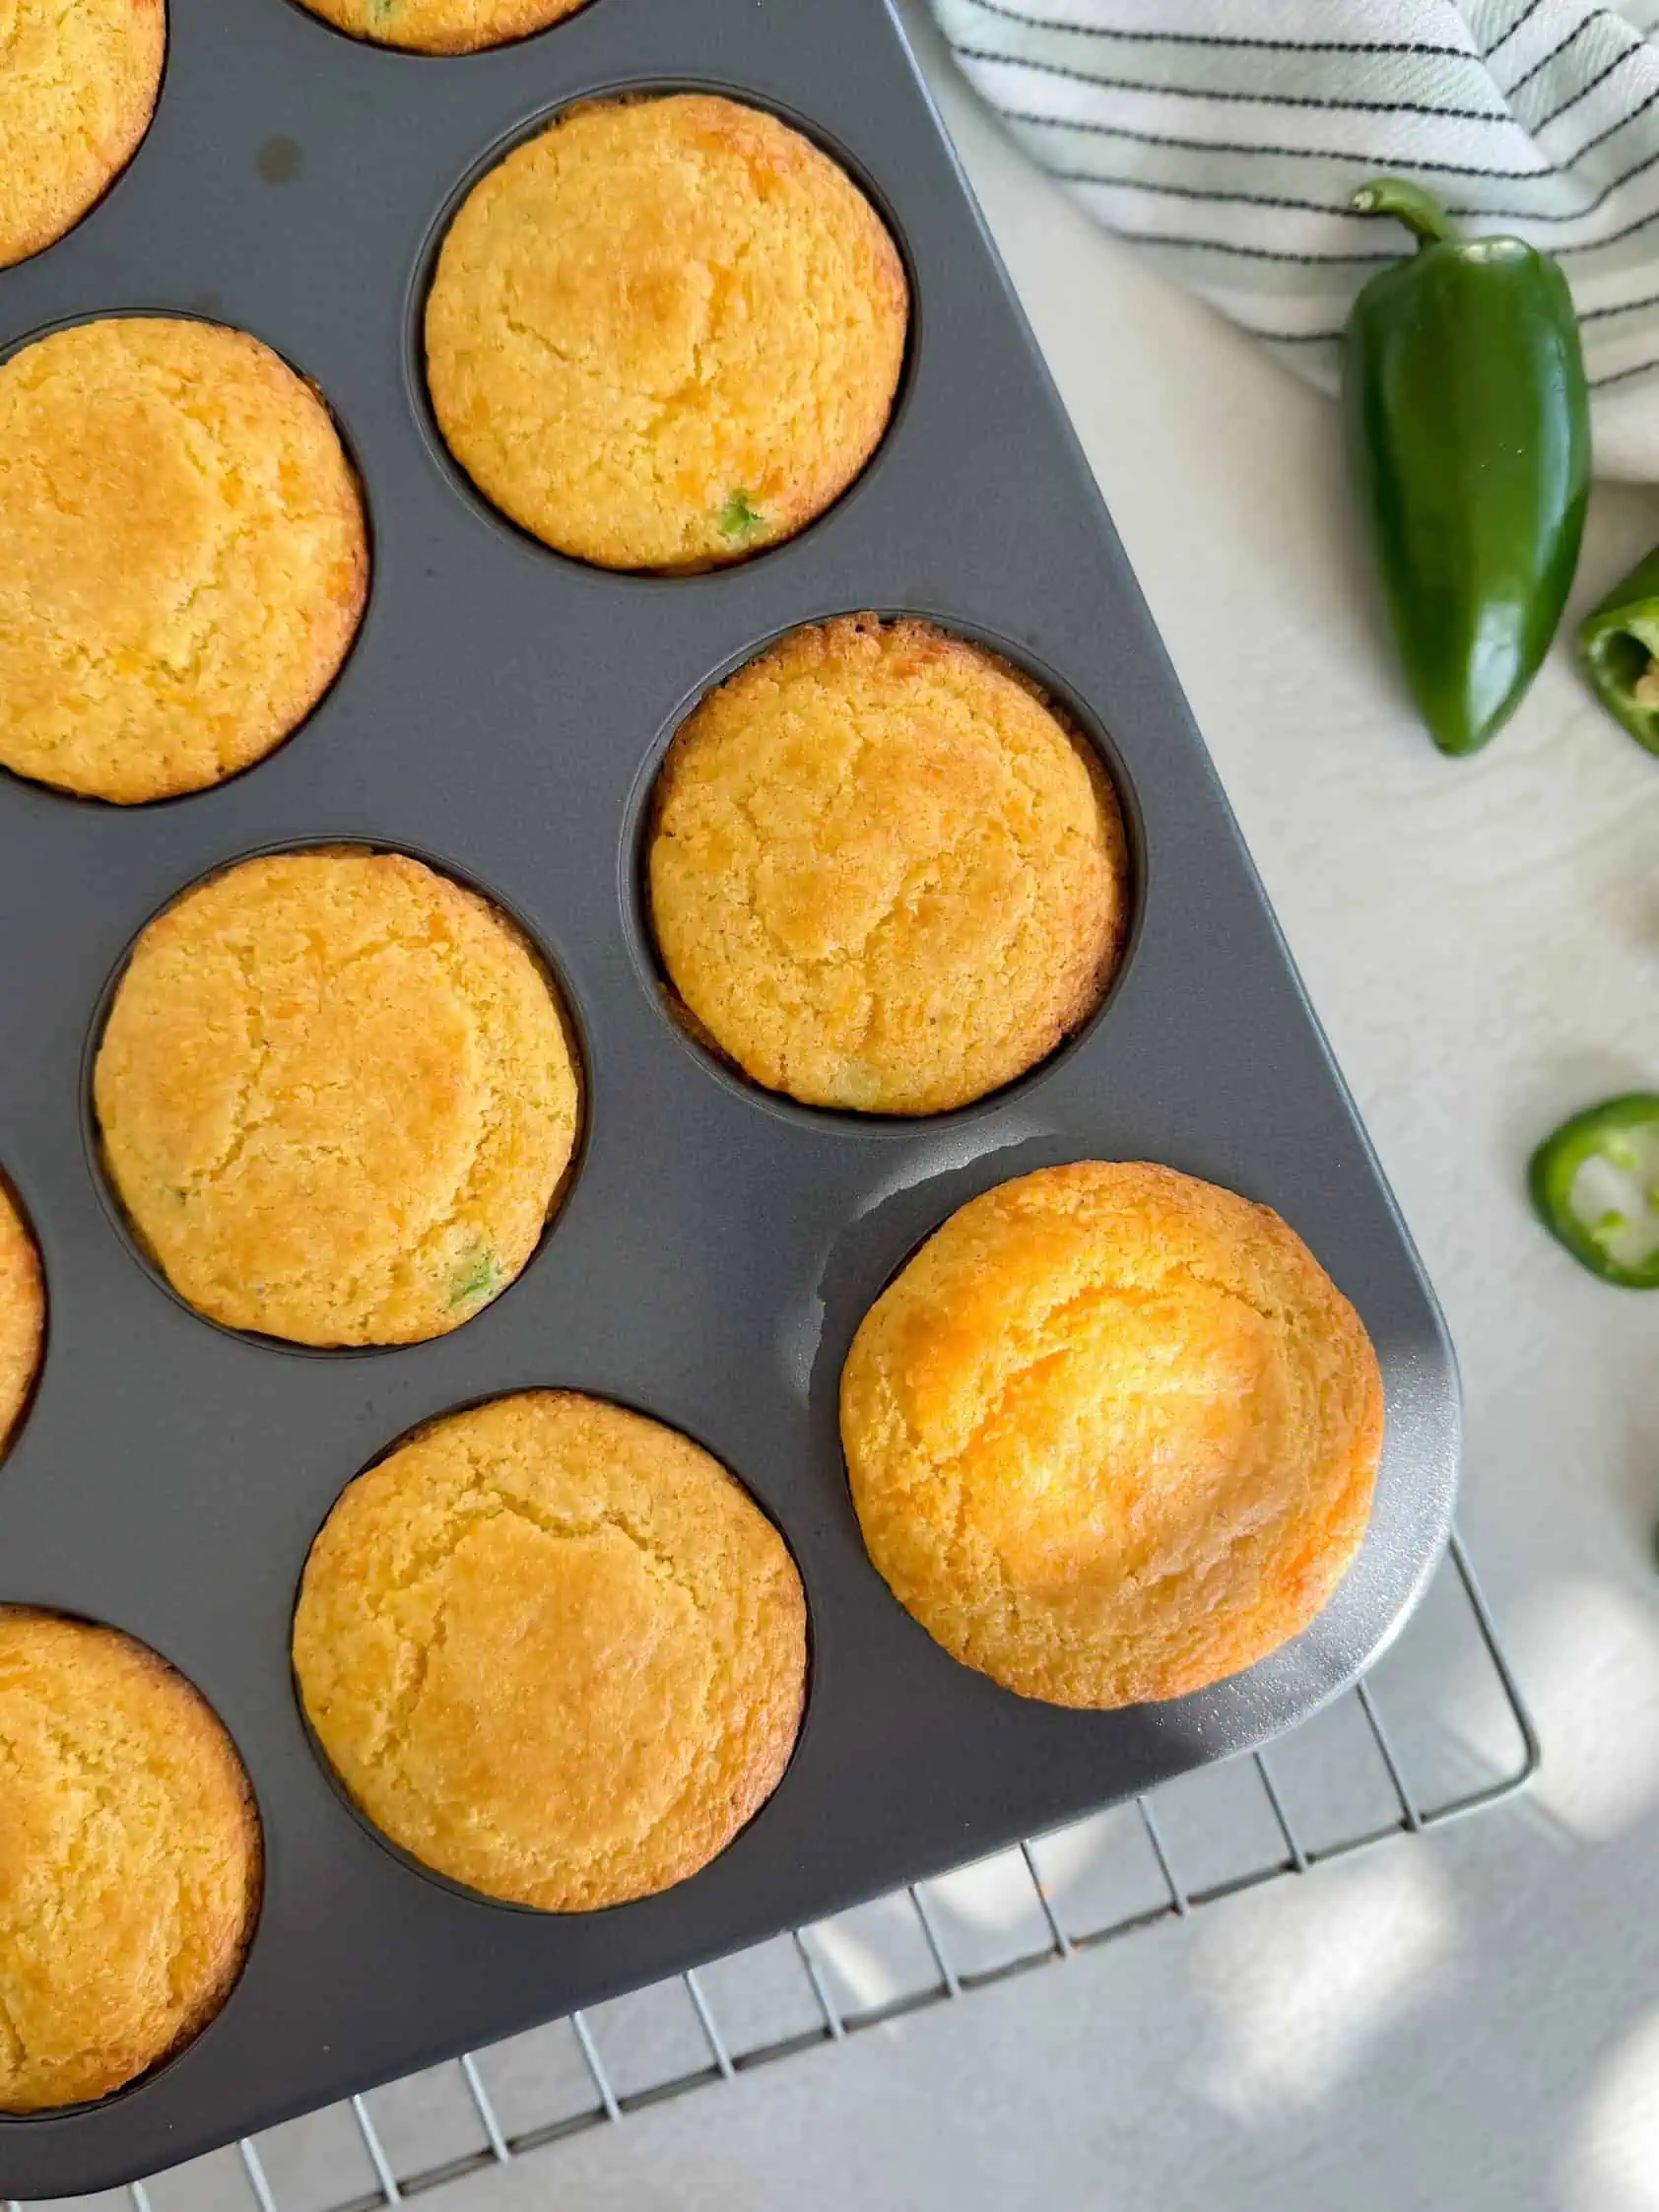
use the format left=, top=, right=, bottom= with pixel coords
left=0, top=1181, right=43, bottom=1461
left=0, top=1609, right=261, bottom=2113
left=426, top=96, right=908, bottom=571
left=294, top=1392, right=807, bottom=1911
left=0, top=0, right=165, bottom=270
left=841, top=1163, right=1384, bottom=1709
left=0, top=318, right=367, bottom=803
left=649, top=617, right=1128, bottom=1115
left=95, top=850, right=580, bottom=1347
left=295, top=0, right=588, bottom=52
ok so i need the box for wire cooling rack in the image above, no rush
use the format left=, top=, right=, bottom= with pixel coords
left=15, top=1532, right=1534, bottom=2212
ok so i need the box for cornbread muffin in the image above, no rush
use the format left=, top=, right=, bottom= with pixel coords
left=0, top=318, right=367, bottom=803
left=426, top=96, right=908, bottom=571
left=95, top=850, right=580, bottom=1347
left=0, top=1609, right=261, bottom=2112
left=295, top=0, right=588, bottom=52
left=294, top=1392, right=807, bottom=1910
left=841, top=1163, right=1384, bottom=1708
left=0, top=0, right=165, bottom=270
left=649, top=617, right=1128, bottom=1114
left=0, top=1180, right=43, bottom=1461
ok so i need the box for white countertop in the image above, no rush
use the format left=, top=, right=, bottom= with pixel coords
left=341, top=14, right=1659, bottom=2210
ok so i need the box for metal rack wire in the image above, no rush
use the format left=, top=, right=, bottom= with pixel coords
left=15, top=1532, right=1536, bottom=2212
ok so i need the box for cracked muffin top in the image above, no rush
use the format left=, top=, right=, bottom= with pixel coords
left=841, top=1163, right=1385, bottom=1709
left=293, top=1392, right=807, bottom=1911
left=0, top=1608, right=261, bottom=2113
left=648, top=616, right=1128, bottom=1115
left=0, top=0, right=165, bottom=270
left=424, top=95, right=908, bottom=572
left=0, top=318, right=367, bottom=803
left=94, top=849, right=580, bottom=1347
left=0, top=1180, right=43, bottom=1464
left=294, top=0, right=589, bottom=52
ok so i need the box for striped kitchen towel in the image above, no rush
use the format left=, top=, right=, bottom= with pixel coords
left=930, top=0, right=1659, bottom=477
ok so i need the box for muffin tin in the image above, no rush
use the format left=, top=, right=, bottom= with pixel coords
left=0, top=0, right=1459, bottom=2194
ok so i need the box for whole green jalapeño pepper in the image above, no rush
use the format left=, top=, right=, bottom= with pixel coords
left=1345, top=180, right=1590, bottom=757
left=1530, top=1093, right=1659, bottom=1289
left=1580, top=545, right=1659, bottom=756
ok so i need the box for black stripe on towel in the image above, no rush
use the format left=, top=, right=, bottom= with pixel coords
left=952, top=43, right=1515, bottom=123
left=1503, top=16, right=1595, bottom=100
left=1003, top=102, right=1659, bottom=212
left=1105, top=226, right=1396, bottom=265
left=1043, top=160, right=1659, bottom=253
left=1592, top=353, right=1659, bottom=386
left=958, top=0, right=1475, bottom=62
left=1483, top=0, right=1552, bottom=66
left=1532, top=45, right=1644, bottom=133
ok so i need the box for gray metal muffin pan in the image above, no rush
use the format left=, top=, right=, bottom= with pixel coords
left=0, top=0, right=1459, bottom=2192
